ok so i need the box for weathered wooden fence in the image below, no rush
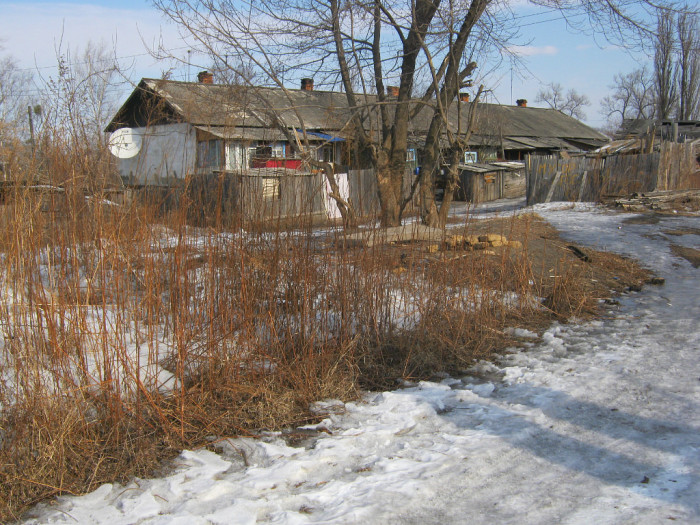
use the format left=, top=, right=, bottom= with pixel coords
left=527, top=141, right=700, bottom=205
left=184, top=171, right=327, bottom=226
left=150, top=167, right=418, bottom=226
left=347, top=168, right=418, bottom=217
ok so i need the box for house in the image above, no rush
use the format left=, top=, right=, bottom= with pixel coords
left=411, top=97, right=608, bottom=165
left=105, top=73, right=608, bottom=215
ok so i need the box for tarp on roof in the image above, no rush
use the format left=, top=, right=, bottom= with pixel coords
left=297, top=130, right=345, bottom=142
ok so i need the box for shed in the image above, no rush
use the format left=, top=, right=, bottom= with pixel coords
left=457, top=161, right=525, bottom=203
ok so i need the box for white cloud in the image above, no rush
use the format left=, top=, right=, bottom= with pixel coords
left=507, top=45, right=558, bottom=57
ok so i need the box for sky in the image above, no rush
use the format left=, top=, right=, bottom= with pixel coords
left=0, top=0, right=654, bottom=129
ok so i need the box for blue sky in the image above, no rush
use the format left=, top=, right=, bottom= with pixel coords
left=0, top=0, right=652, bottom=128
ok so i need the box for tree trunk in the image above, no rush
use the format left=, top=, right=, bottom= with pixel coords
left=437, top=153, right=462, bottom=227
left=420, top=171, right=440, bottom=227
left=419, top=131, right=441, bottom=227
left=377, top=163, right=403, bottom=227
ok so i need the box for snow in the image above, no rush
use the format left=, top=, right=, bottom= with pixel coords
left=22, top=203, right=700, bottom=524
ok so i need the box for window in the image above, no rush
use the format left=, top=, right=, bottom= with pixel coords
left=197, top=139, right=223, bottom=169
left=271, top=142, right=285, bottom=158
left=247, top=146, right=258, bottom=167
left=464, top=151, right=478, bottom=164
left=406, top=149, right=416, bottom=162
left=319, top=144, right=335, bottom=163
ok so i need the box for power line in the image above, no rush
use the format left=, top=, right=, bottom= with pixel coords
left=9, top=5, right=603, bottom=75
left=14, top=44, right=202, bottom=73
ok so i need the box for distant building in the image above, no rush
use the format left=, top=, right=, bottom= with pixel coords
left=106, top=74, right=609, bottom=186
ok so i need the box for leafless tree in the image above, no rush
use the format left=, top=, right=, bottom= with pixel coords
left=602, top=9, right=700, bottom=132
left=40, top=41, right=126, bottom=146
left=33, top=41, right=129, bottom=188
left=676, top=11, right=700, bottom=120
left=0, top=51, right=33, bottom=131
left=535, top=82, right=591, bottom=120
left=601, top=67, right=656, bottom=130
left=654, top=9, right=677, bottom=119
left=154, top=0, right=692, bottom=227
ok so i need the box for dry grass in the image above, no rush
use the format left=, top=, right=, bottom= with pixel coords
left=0, top=144, right=652, bottom=522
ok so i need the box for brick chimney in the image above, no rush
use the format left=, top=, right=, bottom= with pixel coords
left=387, top=86, right=399, bottom=97
left=197, top=71, right=214, bottom=84
left=516, top=99, right=527, bottom=107
left=301, top=78, right=314, bottom=91
left=459, top=92, right=470, bottom=102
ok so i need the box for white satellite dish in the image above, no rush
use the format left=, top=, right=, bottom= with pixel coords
left=108, top=128, right=142, bottom=159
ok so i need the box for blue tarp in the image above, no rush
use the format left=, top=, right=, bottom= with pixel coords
left=296, top=129, right=345, bottom=142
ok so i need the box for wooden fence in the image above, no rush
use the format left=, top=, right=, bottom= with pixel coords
left=143, top=167, right=418, bottom=227
left=527, top=141, right=700, bottom=205
left=347, top=168, right=418, bottom=217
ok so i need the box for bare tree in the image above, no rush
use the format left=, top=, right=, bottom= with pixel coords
left=33, top=41, right=128, bottom=188
left=601, top=67, right=656, bottom=130
left=654, top=9, right=677, bottom=119
left=154, top=0, right=692, bottom=227
left=535, top=82, right=591, bottom=120
left=0, top=51, right=33, bottom=130
left=602, top=9, right=700, bottom=132
left=677, top=11, right=700, bottom=120
left=40, top=41, right=125, bottom=146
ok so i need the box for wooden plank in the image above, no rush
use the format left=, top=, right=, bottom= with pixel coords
left=545, top=171, right=562, bottom=203
left=577, top=171, right=588, bottom=202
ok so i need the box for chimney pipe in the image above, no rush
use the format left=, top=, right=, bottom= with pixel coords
left=301, top=78, right=314, bottom=91
left=516, top=99, right=527, bottom=107
left=197, top=71, right=214, bottom=84
left=387, top=86, right=399, bottom=97
left=459, top=92, right=470, bottom=102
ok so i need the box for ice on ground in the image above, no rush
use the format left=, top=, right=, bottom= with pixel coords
left=22, top=203, right=700, bottom=524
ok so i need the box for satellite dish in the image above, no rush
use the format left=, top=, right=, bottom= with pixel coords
left=109, top=128, right=142, bottom=159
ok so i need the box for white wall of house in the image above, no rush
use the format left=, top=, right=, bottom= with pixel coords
left=117, top=123, right=196, bottom=185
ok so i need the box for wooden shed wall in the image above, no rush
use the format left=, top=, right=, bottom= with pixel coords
left=459, top=169, right=525, bottom=203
